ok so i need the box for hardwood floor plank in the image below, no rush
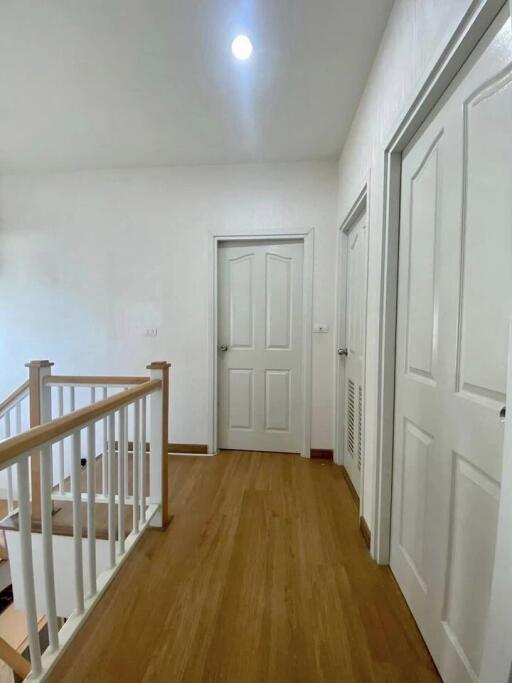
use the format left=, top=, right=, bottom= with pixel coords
left=46, top=451, right=440, bottom=682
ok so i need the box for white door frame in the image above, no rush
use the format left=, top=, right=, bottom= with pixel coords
left=372, top=0, right=508, bottom=563
left=334, top=182, right=370, bottom=510
left=208, top=229, right=314, bottom=457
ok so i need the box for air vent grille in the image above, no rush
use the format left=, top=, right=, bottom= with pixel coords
left=347, top=379, right=355, bottom=456
left=357, top=385, right=363, bottom=471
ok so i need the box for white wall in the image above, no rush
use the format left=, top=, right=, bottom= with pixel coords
left=7, top=529, right=111, bottom=617
left=336, top=0, right=476, bottom=528
left=0, top=161, right=338, bottom=450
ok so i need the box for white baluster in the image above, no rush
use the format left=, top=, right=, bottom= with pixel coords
left=58, top=386, right=65, bottom=494
left=68, top=385, right=76, bottom=502
left=17, top=455, right=42, bottom=676
left=71, top=430, right=84, bottom=614
left=133, top=400, right=140, bottom=533
left=7, top=467, right=14, bottom=514
left=108, top=412, right=116, bottom=569
left=87, top=419, right=97, bottom=597
left=118, top=409, right=126, bottom=555
left=140, top=396, right=147, bottom=523
left=40, top=445, right=59, bottom=651
left=13, top=404, right=22, bottom=512
left=124, top=403, right=129, bottom=497
left=15, top=401, right=21, bottom=434
left=5, top=412, right=14, bottom=514
left=102, top=387, right=108, bottom=497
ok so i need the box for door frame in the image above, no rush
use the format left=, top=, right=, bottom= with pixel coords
left=208, top=229, right=314, bottom=457
left=372, top=0, right=508, bottom=563
left=334, top=182, right=370, bottom=511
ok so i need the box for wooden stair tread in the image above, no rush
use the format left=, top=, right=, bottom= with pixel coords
left=0, top=500, right=134, bottom=541
left=0, top=452, right=149, bottom=540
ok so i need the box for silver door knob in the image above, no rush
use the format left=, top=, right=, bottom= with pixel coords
left=219, top=344, right=229, bottom=352
left=337, top=347, right=348, bottom=356
left=500, top=406, right=506, bottom=423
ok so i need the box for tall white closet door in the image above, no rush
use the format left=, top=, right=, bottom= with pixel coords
left=391, top=10, right=512, bottom=682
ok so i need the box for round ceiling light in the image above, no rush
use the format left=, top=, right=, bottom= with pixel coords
left=231, top=34, right=253, bottom=61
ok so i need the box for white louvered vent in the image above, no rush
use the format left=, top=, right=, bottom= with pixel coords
left=347, top=379, right=355, bottom=456
left=357, top=385, right=363, bottom=471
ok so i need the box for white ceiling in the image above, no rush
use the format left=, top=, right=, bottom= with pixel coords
left=0, top=0, right=394, bottom=172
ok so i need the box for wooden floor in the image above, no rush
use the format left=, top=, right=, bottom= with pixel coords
left=47, top=451, right=439, bottom=682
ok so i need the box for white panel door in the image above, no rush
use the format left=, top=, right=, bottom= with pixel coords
left=391, top=9, right=512, bottom=683
left=480, top=321, right=512, bottom=683
left=218, top=239, right=303, bottom=452
left=343, top=212, right=367, bottom=495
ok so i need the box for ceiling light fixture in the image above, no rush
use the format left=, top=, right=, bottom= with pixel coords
left=231, top=34, right=253, bottom=61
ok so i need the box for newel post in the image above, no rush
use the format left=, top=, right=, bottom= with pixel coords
left=147, top=361, right=170, bottom=528
left=25, top=360, right=54, bottom=520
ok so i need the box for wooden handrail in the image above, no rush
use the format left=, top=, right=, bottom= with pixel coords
left=0, top=636, right=31, bottom=679
left=0, top=378, right=161, bottom=469
left=44, top=375, right=150, bottom=386
left=0, top=380, right=29, bottom=417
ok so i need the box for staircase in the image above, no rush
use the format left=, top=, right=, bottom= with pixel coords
left=0, top=360, right=171, bottom=680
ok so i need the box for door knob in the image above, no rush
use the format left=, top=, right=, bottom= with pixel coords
left=500, top=406, right=506, bottom=423
left=219, top=344, right=229, bottom=352
left=337, top=347, right=348, bottom=357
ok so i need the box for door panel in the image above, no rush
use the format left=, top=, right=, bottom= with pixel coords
left=228, top=369, right=254, bottom=429
left=405, top=134, right=441, bottom=383
left=264, top=370, right=290, bottom=431
left=480, top=322, right=512, bottom=682
left=229, top=254, right=254, bottom=349
left=443, top=455, right=500, bottom=675
left=391, top=10, right=512, bottom=682
left=458, top=72, right=512, bottom=401
left=265, top=253, right=292, bottom=349
left=343, top=212, right=367, bottom=494
left=399, top=418, right=432, bottom=592
left=218, top=240, right=303, bottom=453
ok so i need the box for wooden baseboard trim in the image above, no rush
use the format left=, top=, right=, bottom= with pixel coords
left=118, top=441, right=209, bottom=455
left=340, top=467, right=370, bottom=548
left=169, top=443, right=208, bottom=455
left=359, top=516, right=371, bottom=550
left=341, top=465, right=360, bottom=507
left=310, top=448, right=333, bottom=460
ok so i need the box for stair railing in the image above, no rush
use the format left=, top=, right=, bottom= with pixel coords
left=0, top=380, right=30, bottom=515
left=43, top=374, right=152, bottom=505
left=0, top=360, right=170, bottom=681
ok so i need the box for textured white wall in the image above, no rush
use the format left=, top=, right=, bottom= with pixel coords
left=336, top=0, right=476, bottom=528
left=0, top=161, right=338, bottom=449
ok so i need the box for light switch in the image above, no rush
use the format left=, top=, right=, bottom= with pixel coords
left=145, top=328, right=158, bottom=337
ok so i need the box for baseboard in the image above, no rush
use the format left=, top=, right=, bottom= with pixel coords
left=168, top=443, right=209, bottom=455
left=340, top=467, right=370, bottom=548
left=310, top=448, right=333, bottom=460
left=359, top=516, right=371, bottom=550
left=341, top=465, right=360, bottom=507
left=171, top=450, right=216, bottom=457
